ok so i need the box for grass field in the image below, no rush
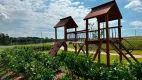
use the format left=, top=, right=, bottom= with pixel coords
left=0, top=42, right=53, bottom=50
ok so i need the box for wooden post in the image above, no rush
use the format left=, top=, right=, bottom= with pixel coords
left=75, top=27, right=77, bottom=41
left=106, top=14, right=110, bottom=66
left=86, top=19, right=89, bottom=56
left=118, top=18, right=122, bottom=63
left=64, top=26, right=67, bottom=51
left=75, top=27, right=77, bottom=53
left=64, top=26, right=67, bottom=41
left=98, top=20, right=101, bottom=63
left=55, top=28, right=57, bottom=41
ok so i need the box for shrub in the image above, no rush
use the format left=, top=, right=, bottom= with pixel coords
left=129, top=62, right=142, bottom=80
left=0, top=48, right=142, bottom=79
left=0, top=47, right=59, bottom=79
left=59, top=51, right=104, bottom=79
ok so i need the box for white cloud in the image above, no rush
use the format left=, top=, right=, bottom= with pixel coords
left=0, top=13, right=9, bottom=21
left=125, top=0, right=142, bottom=12
left=130, top=21, right=142, bottom=29
left=0, top=0, right=90, bottom=38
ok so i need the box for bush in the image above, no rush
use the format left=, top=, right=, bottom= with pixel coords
left=99, top=63, right=136, bottom=80
left=19, top=45, right=52, bottom=51
left=0, top=47, right=59, bottom=79
left=1, top=48, right=142, bottom=80
left=58, top=51, right=139, bottom=80
left=129, top=63, right=142, bottom=80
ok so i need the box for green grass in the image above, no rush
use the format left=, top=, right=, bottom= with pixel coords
left=92, top=54, right=142, bottom=64
left=57, top=50, right=142, bottom=65
left=13, top=42, right=53, bottom=47
left=122, top=40, right=142, bottom=50
left=131, top=50, right=142, bottom=55
left=68, top=44, right=79, bottom=49
left=0, top=42, right=53, bottom=52
left=109, top=50, right=142, bottom=55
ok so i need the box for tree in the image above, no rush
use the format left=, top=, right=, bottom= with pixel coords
left=0, top=33, right=10, bottom=45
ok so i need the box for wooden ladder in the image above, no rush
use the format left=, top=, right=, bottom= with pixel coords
left=111, top=39, right=138, bottom=63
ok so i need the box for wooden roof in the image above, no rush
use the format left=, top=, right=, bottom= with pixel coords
left=84, top=1, right=122, bottom=22
left=54, top=16, right=78, bottom=29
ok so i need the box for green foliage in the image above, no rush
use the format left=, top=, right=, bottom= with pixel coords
left=129, top=63, right=142, bottom=80
left=0, top=46, right=58, bottom=80
left=10, top=37, right=55, bottom=45
left=60, top=74, right=70, bottom=80
left=20, top=45, right=52, bottom=51
left=0, top=33, right=10, bottom=45
left=99, top=63, right=136, bottom=80
left=0, top=33, right=55, bottom=45
left=61, top=51, right=93, bottom=78
left=58, top=51, right=141, bottom=80
left=1, top=49, right=142, bottom=80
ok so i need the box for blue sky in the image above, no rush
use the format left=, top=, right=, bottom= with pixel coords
left=0, top=0, right=142, bottom=38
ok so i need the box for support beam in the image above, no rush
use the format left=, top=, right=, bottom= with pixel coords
left=98, top=21, right=101, bottom=63
left=63, top=42, right=67, bottom=51
left=118, top=18, right=122, bottom=63
left=77, top=43, right=85, bottom=54
left=105, top=14, right=110, bottom=66
left=86, top=19, right=89, bottom=56
left=98, top=21, right=100, bottom=40
left=75, top=28, right=77, bottom=53
left=64, top=26, right=67, bottom=51
left=75, top=27, right=77, bottom=41
left=55, top=28, right=57, bottom=41
left=64, top=26, right=67, bottom=41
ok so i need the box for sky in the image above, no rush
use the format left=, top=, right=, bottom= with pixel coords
left=0, top=0, right=142, bottom=38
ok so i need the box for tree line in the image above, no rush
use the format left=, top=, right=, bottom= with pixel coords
left=0, top=33, right=55, bottom=45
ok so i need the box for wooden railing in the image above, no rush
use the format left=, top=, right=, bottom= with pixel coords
left=66, top=26, right=121, bottom=41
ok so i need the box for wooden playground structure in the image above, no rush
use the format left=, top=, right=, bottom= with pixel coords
left=49, top=0, right=138, bottom=66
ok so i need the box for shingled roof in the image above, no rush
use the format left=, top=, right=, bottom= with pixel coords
left=84, top=1, right=122, bottom=22
left=54, top=16, right=78, bottom=29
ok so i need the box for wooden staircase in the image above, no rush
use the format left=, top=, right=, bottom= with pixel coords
left=111, top=39, right=138, bottom=63
left=49, top=41, right=65, bottom=56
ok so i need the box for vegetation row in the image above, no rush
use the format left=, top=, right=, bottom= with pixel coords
left=0, top=46, right=142, bottom=80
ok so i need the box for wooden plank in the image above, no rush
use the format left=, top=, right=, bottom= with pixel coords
left=86, top=19, right=89, bottom=55
left=106, top=14, right=110, bottom=66
left=55, top=28, right=57, bottom=41
left=77, top=44, right=85, bottom=54
left=118, top=18, right=122, bottom=63
left=98, top=21, right=101, bottom=63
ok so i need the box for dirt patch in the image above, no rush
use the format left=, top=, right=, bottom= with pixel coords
left=0, top=71, right=26, bottom=80
left=54, top=70, right=65, bottom=80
